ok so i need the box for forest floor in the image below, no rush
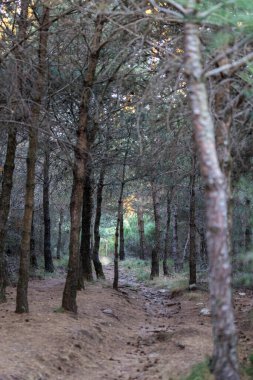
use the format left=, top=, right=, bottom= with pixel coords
left=0, top=261, right=253, bottom=380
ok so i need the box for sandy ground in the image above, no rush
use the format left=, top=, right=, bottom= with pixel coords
left=0, top=264, right=252, bottom=380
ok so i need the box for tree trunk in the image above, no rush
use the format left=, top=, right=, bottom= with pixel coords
left=78, top=165, right=93, bottom=289
left=245, top=199, right=252, bottom=251
left=150, top=181, right=161, bottom=279
left=113, top=145, right=128, bottom=290
left=93, top=163, right=105, bottom=279
left=184, top=10, right=239, bottom=379
left=30, top=211, right=38, bottom=269
left=163, top=190, right=172, bottom=276
left=43, top=147, right=54, bottom=273
left=0, top=126, right=18, bottom=302
left=172, top=206, right=181, bottom=272
left=137, top=206, right=145, bottom=260
left=189, top=153, right=196, bottom=288
left=119, top=202, right=125, bottom=261
left=62, top=16, right=104, bottom=312
left=0, top=0, right=29, bottom=303
left=56, top=208, right=63, bottom=260
left=16, top=5, right=50, bottom=313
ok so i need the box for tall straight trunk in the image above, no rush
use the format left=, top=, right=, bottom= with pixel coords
left=30, top=211, right=37, bottom=269
left=16, top=6, right=50, bottom=313
left=62, top=16, right=104, bottom=312
left=56, top=208, right=63, bottom=260
left=172, top=206, right=181, bottom=272
left=78, top=165, right=93, bottom=289
left=163, top=190, right=172, bottom=275
left=93, top=163, right=105, bottom=279
left=119, top=202, right=125, bottom=261
left=184, top=9, right=239, bottom=379
left=0, top=0, right=29, bottom=303
left=43, top=147, right=54, bottom=273
left=150, top=181, right=161, bottom=279
left=189, top=153, right=196, bottom=288
left=113, top=146, right=128, bottom=290
left=245, top=199, right=251, bottom=251
left=137, top=206, right=145, bottom=260
left=0, top=126, right=18, bottom=301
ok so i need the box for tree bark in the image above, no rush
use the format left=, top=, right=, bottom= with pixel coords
left=113, top=146, right=128, bottom=290
left=78, top=165, right=93, bottom=289
left=184, top=9, right=239, bottom=379
left=93, top=163, right=105, bottom=279
left=0, top=0, right=29, bottom=303
left=43, top=147, right=54, bottom=273
left=16, top=5, right=50, bottom=313
left=137, top=206, right=145, bottom=260
left=245, top=199, right=252, bottom=251
left=0, top=127, right=18, bottom=301
left=172, top=206, right=182, bottom=272
left=150, top=181, right=161, bottom=279
left=163, top=190, right=172, bottom=276
left=56, top=208, right=63, bottom=260
left=189, top=153, right=196, bottom=288
left=62, top=16, right=104, bottom=312
left=119, top=202, right=125, bottom=261
left=30, top=211, right=38, bottom=269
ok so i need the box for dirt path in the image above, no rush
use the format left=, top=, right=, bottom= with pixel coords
left=0, top=264, right=252, bottom=380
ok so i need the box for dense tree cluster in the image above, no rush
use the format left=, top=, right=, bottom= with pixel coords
left=1, top=1, right=253, bottom=379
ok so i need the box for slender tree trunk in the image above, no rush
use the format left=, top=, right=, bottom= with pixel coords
left=93, top=164, right=105, bottom=279
left=189, top=153, right=196, bottom=288
left=0, top=127, right=18, bottom=301
left=184, top=9, right=239, bottom=379
left=56, top=208, right=63, bottom=260
left=245, top=199, right=251, bottom=251
left=16, top=6, right=50, bottom=313
left=62, top=16, right=104, bottom=312
left=163, top=190, right=172, bottom=276
left=78, top=166, right=93, bottom=289
left=43, top=147, right=54, bottom=272
left=137, top=206, right=145, bottom=260
left=172, top=206, right=181, bottom=272
left=30, top=211, right=38, bottom=269
left=119, top=202, right=125, bottom=261
left=113, top=145, right=128, bottom=290
left=150, top=181, right=161, bottom=279
left=0, top=0, right=29, bottom=303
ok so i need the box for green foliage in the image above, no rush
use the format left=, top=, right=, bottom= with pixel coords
left=53, top=306, right=65, bottom=313
left=182, top=360, right=213, bottom=380
left=243, top=353, right=253, bottom=378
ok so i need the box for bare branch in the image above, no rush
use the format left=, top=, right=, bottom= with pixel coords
left=149, top=0, right=184, bottom=19
left=205, top=51, right=253, bottom=78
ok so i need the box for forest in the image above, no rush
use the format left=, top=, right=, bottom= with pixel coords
left=0, top=0, right=253, bottom=379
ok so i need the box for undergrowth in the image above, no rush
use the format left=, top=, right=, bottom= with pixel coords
left=182, top=360, right=213, bottom=380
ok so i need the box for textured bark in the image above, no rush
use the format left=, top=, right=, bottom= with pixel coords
left=30, top=212, right=38, bottom=269
left=113, top=148, right=128, bottom=290
left=172, top=206, right=182, bottom=272
left=150, top=181, right=161, bottom=279
left=62, top=16, right=104, bottom=312
left=189, top=154, right=196, bottom=288
left=137, top=206, right=145, bottom=260
left=184, top=11, right=239, bottom=380
left=16, top=6, right=50, bottom=313
left=78, top=166, right=93, bottom=289
left=163, top=191, right=171, bottom=276
left=93, top=164, right=105, bottom=279
left=0, top=0, right=29, bottom=303
left=245, top=199, right=252, bottom=251
left=0, top=127, right=17, bottom=302
left=43, top=148, right=54, bottom=273
left=215, top=54, right=233, bottom=258
left=119, top=203, right=125, bottom=261
left=56, top=209, right=63, bottom=260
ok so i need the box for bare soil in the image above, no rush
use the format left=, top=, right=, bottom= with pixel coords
left=0, top=264, right=252, bottom=380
